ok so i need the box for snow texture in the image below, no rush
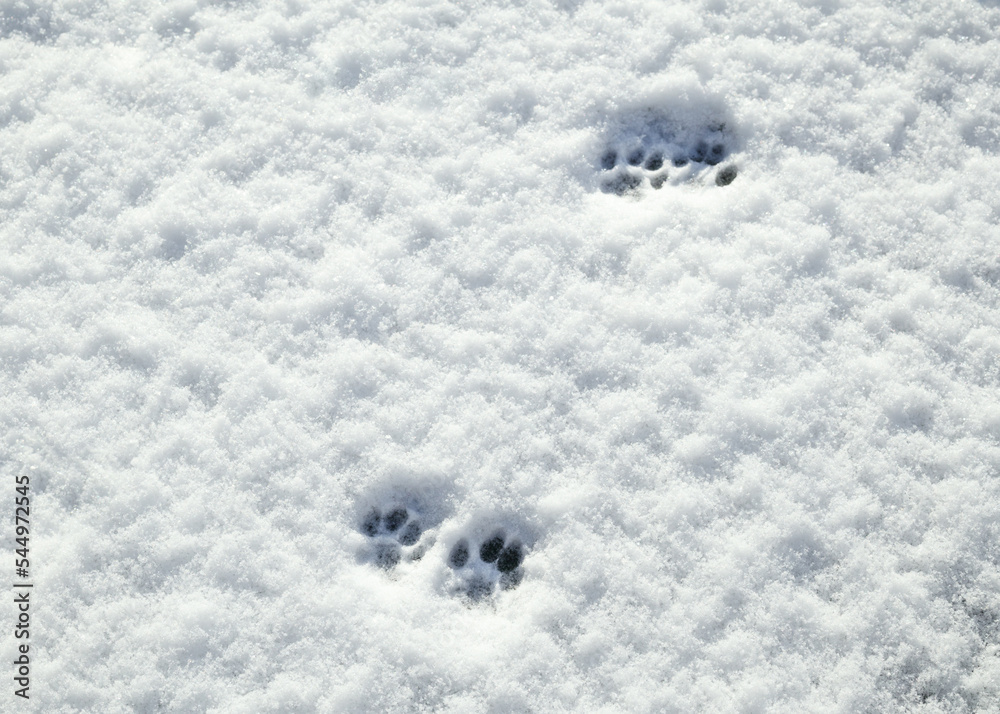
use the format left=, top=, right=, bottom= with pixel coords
left=2, top=0, right=1000, bottom=711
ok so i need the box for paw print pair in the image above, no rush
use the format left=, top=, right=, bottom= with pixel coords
left=358, top=507, right=528, bottom=598
left=599, top=124, right=738, bottom=194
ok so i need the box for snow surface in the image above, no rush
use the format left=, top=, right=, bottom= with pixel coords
left=3, top=0, right=1000, bottom=711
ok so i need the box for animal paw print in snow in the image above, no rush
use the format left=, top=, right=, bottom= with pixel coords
left=447, top=530, right=525, bottom=600
left=361, top=506, right=424, bottom=569
left=599, top=122, right=737, bottom=195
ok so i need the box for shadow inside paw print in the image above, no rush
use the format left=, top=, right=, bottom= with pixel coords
left=447, top=530, right=525, bottom=600
left=360, top=506, right=424, bottom=569
left=598, top=114, right=737, bottom=195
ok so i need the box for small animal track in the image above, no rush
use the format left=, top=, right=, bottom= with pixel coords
left=360, top=505, right=425, bottom=569
left=447, top=530, right=525, bottom=600
left=598, top=116, right=738, bottom=195
left=357, top=500, right=528, bottom=602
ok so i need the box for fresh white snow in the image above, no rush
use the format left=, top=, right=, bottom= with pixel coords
left=2, top=0, right=1000, bottom=711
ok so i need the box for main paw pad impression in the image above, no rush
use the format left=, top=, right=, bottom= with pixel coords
left=448, top=530, right=525, bottom=599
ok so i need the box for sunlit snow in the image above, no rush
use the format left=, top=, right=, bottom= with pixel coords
left=3, top=0, right=1000, bottom=711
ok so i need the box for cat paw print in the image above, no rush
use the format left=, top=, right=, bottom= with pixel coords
left=447, top=530, right=525, bottom=600
left=599, top=118, right=738, bottom=194
left=359, top=505, right=425, bottom=569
